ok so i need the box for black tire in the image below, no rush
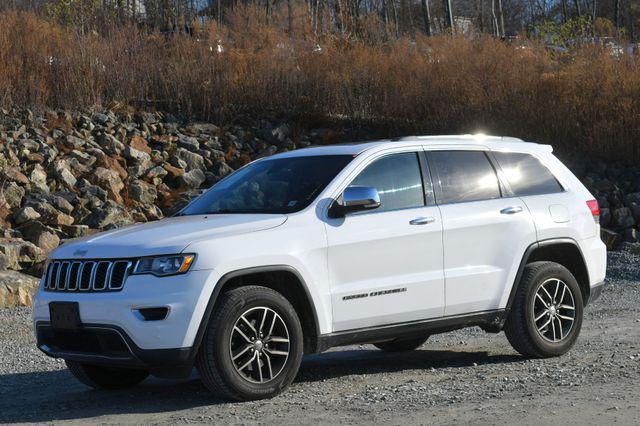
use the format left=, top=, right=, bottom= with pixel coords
left=65, top=361, right=149, bottom=390
left=504, top=261, right=584, bottom=358
left=196, top=285, right=304, bottom=401
left=373, top=335, right=429, bottom=352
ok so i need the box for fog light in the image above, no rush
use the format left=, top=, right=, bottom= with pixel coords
left=134, top=307, right=169, bottom=321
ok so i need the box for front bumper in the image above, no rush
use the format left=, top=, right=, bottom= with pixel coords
left=586, top=281, right=605, bottom=305
left=35, top=322, right=193, bottom=377
left=32, top=269, right=221, bottom=351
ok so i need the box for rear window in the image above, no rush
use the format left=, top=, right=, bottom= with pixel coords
left=429, top=151, right=501, bottom=204
left=493, top=152, right=563, bottom=196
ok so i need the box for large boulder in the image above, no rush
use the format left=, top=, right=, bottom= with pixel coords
left=178, top=169, right=206, bottom=189
left=23, top=197, right=74, bottom=226
left=14, top=206, right=41, bottom=225
left=0, top=237, right=44, bottom=271
left=0, top=270, right=40, bottom=308
left=129, top=180, right=157, bottom=204
left=83, top=200, right=133, bottom=229
left=601, top=228, right=621, bottom=250
left=173, top=148, right=205, bottom=172
left=17, top=221, right=61, bottom=253
left=612, top=207, right=635, bottom=230
left=91, top=167, right=125, bottom=203
left=2, top=182, right=25, bottom=210
left=29, top=164, right=49, bottom=193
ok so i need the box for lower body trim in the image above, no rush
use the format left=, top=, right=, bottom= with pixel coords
left=317, top=310, right=505, bottom=352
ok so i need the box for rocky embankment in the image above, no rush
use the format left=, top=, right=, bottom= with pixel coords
left=0, top=108, right=329, bottom=307
left=0, top=108, right=638, bottom=307
left=565, top=157, right=640, bottom=248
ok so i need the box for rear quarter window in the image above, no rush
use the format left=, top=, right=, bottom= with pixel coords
left=493, top=152, right=563, bottom=196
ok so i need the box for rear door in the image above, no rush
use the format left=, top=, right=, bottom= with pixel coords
left=490, top=151, right=595, bottom=241
left=427, top=149, right=537, bottom=316
left=326, top=150, right=445, bottom=332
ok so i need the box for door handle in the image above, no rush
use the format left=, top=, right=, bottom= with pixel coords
left=410, top=216, right=436, bottom=225
left=500, top=206, right=523, bottom=215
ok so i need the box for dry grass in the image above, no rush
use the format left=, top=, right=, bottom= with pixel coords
left=1, top=11, right=640, bottom=160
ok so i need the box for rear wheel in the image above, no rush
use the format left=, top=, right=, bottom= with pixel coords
left=504, top=261, right=583, bottom=358
left=65, top=361, right=149, bottom=390
left=196, top=286, right=304, bottom=401
left=374, top=335, right=429, bottom=352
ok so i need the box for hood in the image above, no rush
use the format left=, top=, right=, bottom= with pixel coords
left=51, top=214, right=287, bottom=260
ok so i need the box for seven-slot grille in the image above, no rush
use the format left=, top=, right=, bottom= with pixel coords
left=44, top=260, right=133, bottom=292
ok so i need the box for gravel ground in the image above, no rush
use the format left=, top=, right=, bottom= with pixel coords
left=1, top=249, right=639, bottom=425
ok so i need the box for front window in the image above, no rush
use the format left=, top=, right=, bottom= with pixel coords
left=180, top=155, right=353, bottom=215
left=350, top=152, right=426, bottom=212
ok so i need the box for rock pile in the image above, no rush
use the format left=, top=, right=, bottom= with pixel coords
left=0, top=108, right=326, bottom=306
left=564, top=157, right=640, bottom=249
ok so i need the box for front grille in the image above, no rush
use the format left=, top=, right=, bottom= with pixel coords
left=44, top=260, right=133, bottom=292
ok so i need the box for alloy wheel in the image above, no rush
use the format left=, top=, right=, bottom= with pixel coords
left=229, top=306, right=290, bottom=383
left=532, top=278, right=576, bottom=343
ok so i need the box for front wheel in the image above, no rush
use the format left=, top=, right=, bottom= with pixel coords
left=196, top=286, right=304, bottom=401
left=504, top=261, right=583, bottom=358
left=65, top=361, right=149, bottom=389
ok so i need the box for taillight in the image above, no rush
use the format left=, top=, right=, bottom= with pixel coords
left=586, top=200, right=600, bottom=223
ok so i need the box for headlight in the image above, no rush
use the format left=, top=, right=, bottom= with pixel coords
left=132, top=254, right=195, bottom=277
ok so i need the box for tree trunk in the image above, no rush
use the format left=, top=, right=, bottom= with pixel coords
left=442, top=0, right=453, bottom=32
left=573, top=0, right=581, bottom=16
left=614, top=0, right=620, bottom=28
left=391, top=0, right=399, bottom=37
left=629, top=2, right=636, bottom=41
left=317, top=0, right=324, bottom=32
left=311, top=0, right=318, bottom=34
left=496, top=0, right=505, bottom=37
left=421, top=0, right=432, bottom=36
left=287, top=0, right=294, bottom=36
left=561, top=0, right=568, bottom=23
left=491, top=0, right=498, bottom=37
left=398, top=0, right=404, bottom=34
left=478, top=0, right=485, bottom=33
left=382, top=0, right=389, bottom=26
left=334, top=0, right=344, bottom=34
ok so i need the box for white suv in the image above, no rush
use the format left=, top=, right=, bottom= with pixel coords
left=33, top=135, right=606, bottom=400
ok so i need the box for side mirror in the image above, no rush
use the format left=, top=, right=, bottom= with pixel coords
left=329, top=186, right=381, bottom=218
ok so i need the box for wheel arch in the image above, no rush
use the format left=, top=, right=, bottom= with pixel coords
left=190, top=265, right=321, bottom=359
left=506, top=238, right=591, bottom=319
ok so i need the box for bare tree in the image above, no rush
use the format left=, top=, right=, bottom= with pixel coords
left=421, top=0, right=432, bottom=35
left=496, top=0, right=505, bottom=36
left=443, top=0, right=453, bottom=31
left=561, top=0, right=568, bottom=22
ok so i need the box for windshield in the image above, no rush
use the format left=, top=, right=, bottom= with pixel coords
left=180, top=155, right=353, bottom=215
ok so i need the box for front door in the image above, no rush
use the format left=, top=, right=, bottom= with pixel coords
left=326, top=151, right=445, bottom=332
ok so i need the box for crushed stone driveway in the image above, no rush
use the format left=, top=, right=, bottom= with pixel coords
left=1, top=249, right=639, bottom=425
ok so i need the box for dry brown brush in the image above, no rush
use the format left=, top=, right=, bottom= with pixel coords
left=1, top=11, right=640, bottom=160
